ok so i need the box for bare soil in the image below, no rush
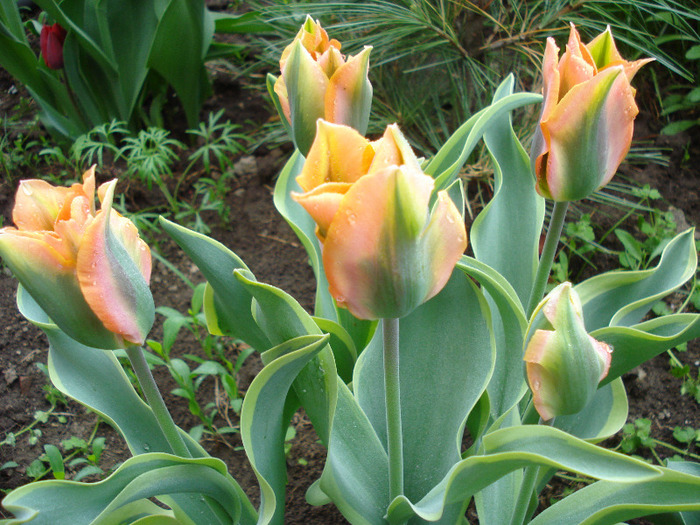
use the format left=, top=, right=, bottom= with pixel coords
left=0, top=31, right=699, bottom=525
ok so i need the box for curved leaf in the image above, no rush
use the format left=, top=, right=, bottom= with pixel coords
left=595, top=313, right=700, bottom=386
left=530, top=464, right=700, bottom=525
left=1, top=454, right=242, bottom=525
left=241, top=334, right=330, bottom=525
left=576, top=229, right=697, bottom=331
left=386, top=426, right=660, bottom=523
left=159, top=217, right=270, bottom=351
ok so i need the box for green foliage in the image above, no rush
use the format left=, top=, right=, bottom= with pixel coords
left=0, top=0, right=263, bottom=141
left=186, top=109, right=248, bottom=176
left=660, top=45, right=700, bottom=135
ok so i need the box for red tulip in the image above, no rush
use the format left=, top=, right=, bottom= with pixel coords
left=40, top=23, right=67, bottom=70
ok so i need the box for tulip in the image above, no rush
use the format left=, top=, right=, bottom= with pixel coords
left=292, top=120, right=467, bottom=320
left=531, top=24, right=653, bottom=202
left=273, top=16, right=372, bottom=155
left=0, top=168, right=154, bottom=349
left=40, top=23, right=67, bottom=70
left=523, top=282, right=613, bottom=421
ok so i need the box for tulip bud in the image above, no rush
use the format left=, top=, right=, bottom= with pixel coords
left=524, top=282, right=613, bottom=421
left=0, top=168, right=154, bottom=349
left=40, top=23, right=67, bottom=70
left=292, top=120, right=467, bottom=320
left=531, top=24, right=653, bottom=202
left=273, top=16, right=372, bottom=155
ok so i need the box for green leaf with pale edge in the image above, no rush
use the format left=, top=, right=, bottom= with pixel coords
left=576, top=229, right=697, bottom=331
left=312, top=316, right=358, bottom=384
left=425, top=79, right=541, bottom=192
left=1, top=453, right=244, bottom=525
left=386, top=426, right=660, bottom=524
left=241, top=334, right=329, bottom=525
left=457, top=256, right=528, bottom=418
left=13, top=287, right=256, bottom=525
left=159, top=217, right=270, bottom=351
left=234, top=269, right=337, bottom=445
left=595, top=314, right=700, bottom=386
left=555, top=378, right=628, bottom=441
left=472, top=76, right=545, bottom=306
left=314, top=271, right=495, bottom=523
left=530, top=463, right=700, bottom=525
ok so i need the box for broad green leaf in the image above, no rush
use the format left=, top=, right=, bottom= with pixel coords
left=159, top=218, right=270, bottom=351
left=314, top=382, right=390, bottom=525
left=425, top=79, right=541, bottom=192
left=352, top=271, right=495, bottom=521
left=472, top=75, right=545, bottom=305
left=234, top=270, right=337, bottom=444
left=0, top=0, right=26, bottom=42
left=15, top=287, right=256, bottom=525
left=312, top=316, right=358, bottom=384
left=576, top=229, right=697, bottom=331
left=212, top=11, right=271, bottom=34
left=457, top=256, right=528, bottom=418
left=241, top=334, right=330, bottom=525
left=1, top=453, right=246, bottom=525
left=595, top=313, right=700, bottom=386
left=530, top=464, right=700, bottom=525
left=148, top=0, right=211, bottom=127
left=387, top=426, right=660, bottom=524
left=555, top=378, right=628, bottom=441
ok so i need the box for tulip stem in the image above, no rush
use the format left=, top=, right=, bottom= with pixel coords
left=526, top=200, right=569, bottom=317
left=383, top=317, right=404, bottom=502
left=125, top=345, right=191, bottom=458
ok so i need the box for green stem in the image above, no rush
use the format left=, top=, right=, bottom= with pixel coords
left=526, top=201, right=570, bottom=317
left=383, top=317, right=404, bottom=502
left=125, top=345, right=191, bottom=458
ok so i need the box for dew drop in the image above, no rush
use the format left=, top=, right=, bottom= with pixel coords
left=533, top=380, right=541, bottom=390
left=21, top=184, right=33, bottom=196
left=335, top=295, right=345, bottom=303
left=143, top=443, right=150, bottom=451
left=446, top=214, right=455, bottom=224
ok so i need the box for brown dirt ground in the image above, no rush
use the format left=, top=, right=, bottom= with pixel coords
left=0, top=32, right=699, bottom=525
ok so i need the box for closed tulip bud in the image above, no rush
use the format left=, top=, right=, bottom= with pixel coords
left=524, top=282, right=613, bottom=421
left=40, top=23, right=67, bottom=70
left=0, top=168, right=154, bottom=349
left=292, top=120, right=467, bottom=320
left=273, top=16, right=372, bottom=155
left=531, top=24, right=653, bottom=202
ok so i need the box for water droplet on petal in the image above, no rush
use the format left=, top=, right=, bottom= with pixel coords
left=446, top=214, right=455, bottom=224
left=21, top=184, right=33, bottom=196
left=533, top=380, right=541, bottom=390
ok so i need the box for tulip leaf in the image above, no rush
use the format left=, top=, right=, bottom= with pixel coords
left=312, top=316, right=358, bottom=384
left=594, top=313, right=700, bottom=387
left=425, top=77, right=541, bottom=192
left=159, top=217, right=270, bottom=351
left=457, top=256, right=529, bottom=418
left=554, top=378, right=628, bottom=441
left=352, top=271, right=494, bottom=518
left=241, top=334, right=330, bottom=525
left=314, top=382, right=390, bottom=524
left=14, top=287, right=256, bottom=525
left=148, top=0, right=212, bottom=128
left=386, top=426, right=660, bottom=524
left=576, top=228, right=697, bottom=331
left=1, top=453, right=247, bottom=525
left=529, top=464, right=700, bottom=525
left=472, top=75, right=545, bottom=305
left=233, top=269, right=338, bottom=445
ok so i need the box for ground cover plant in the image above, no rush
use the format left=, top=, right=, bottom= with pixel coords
left=0, top=2, right=697, bottom=522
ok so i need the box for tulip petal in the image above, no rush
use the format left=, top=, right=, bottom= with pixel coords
left=557, top=25, right=596, bottom=97
left=0, top=229, right=121, bottom=348
left=77, top=181, right=154, bottom=345
left=539, top=66, right=637, bottom=201
left=12, top=180, right=71, bottom=231
left=295, top=120, right=375, bottom=192
left=292, top=182, right=352, bottom=240
left=325, top=46, right=372, bottom=135
left=368, top=123, right=422, bottom=174
left=283, top=39, right=330, bottom=155
left=323, top=167, right=465, bottom=319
